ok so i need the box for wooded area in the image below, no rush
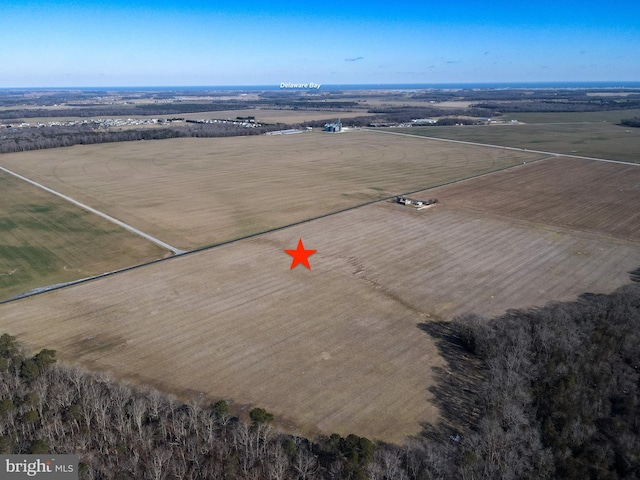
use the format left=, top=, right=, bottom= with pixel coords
left=0, top=123, right=275, bottom=154
left=473, top=99, right=640, bottom=113
left=1, top=269, right=638, bottom=479
left=621, top=118, right=640, bottom=128
left=448, top=268, right=640, bottom=479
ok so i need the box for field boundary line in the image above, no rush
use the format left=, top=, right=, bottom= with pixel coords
left=361, top=128, right=640, bottom=166
left=0, top=165, right=185, bottom=255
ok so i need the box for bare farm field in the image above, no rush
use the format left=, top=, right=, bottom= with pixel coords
left=0, top=199, right=637, bottom=442
left=175, top=108, right=370, bottom=124
left=505, top=108, right=640, bottom=124
left=0, top=170, right=166, bottom=301
left=420, top=156, right=640, bottom=242
left=398, top=120, right=640, bottom=164
left=0, top=130, right=542, bottom=250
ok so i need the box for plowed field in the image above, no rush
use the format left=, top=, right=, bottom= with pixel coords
left=421, top=156, right=640, bottom=242
left=398, top=121, right=640, bottom=164
left=1, top=201, right=637, bottom=442
left=0, top=131, right=542, bottom=250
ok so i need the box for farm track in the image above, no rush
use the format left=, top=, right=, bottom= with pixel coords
left=0, top=165, right=184, bottom=255
left=0, top=170, right=167, bottom=301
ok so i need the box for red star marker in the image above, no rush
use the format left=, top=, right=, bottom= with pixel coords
left=285, top=238, right=316, bottom=270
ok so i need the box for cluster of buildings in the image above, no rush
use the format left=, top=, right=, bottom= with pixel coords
left=368, top=117, right=496, bottom=128
left=323, top=119, right=342, bottom=132
left=186, top=118, right=262, bottom=128
left=0, top=117, right=184, bottom=130
left=396, top=196, right=439, bottom=209
left=0, top=116, right=263, bottom=130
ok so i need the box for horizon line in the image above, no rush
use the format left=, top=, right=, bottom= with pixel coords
left=2, top=81, right=640, bottom=91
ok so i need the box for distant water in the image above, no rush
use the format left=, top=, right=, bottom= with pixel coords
left=6, top=82, right=640, bottom=92
left=212, top=81, right=640, bottom=91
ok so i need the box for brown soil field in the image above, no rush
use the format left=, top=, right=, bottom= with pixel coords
left=398, top=121, right=640, bottom=164
left=351, top=98, right=474, bottom=109
left=0, top=105, right=81, bottom=111
left=420, top=157, right=640, bottom=242
left=510, top=109, right=640, bottom=124
left=1, top=202, right=637, bottom=442
left=0, top=131, right=542, bottom=250
left=585, top=92, right=637, bottom=97
left=0, top=170, right=166, bottom=301
left=174, top=109, right=370, bottom=124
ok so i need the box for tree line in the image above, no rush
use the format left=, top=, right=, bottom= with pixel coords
left=1, top=269, right=638, bottom=478
left=0, top=123, right=280, bottom=154
left=620, top=118, right=640, bottom=128
left=473, top=98, right=640, bottom=113
left=410, top=88, right=640, bottom=104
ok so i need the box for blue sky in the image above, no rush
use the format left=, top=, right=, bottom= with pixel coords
left=1, top=1, right=639, bottom=87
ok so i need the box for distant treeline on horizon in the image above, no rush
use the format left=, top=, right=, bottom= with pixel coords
left=3, top=81, right=640, bottom=92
